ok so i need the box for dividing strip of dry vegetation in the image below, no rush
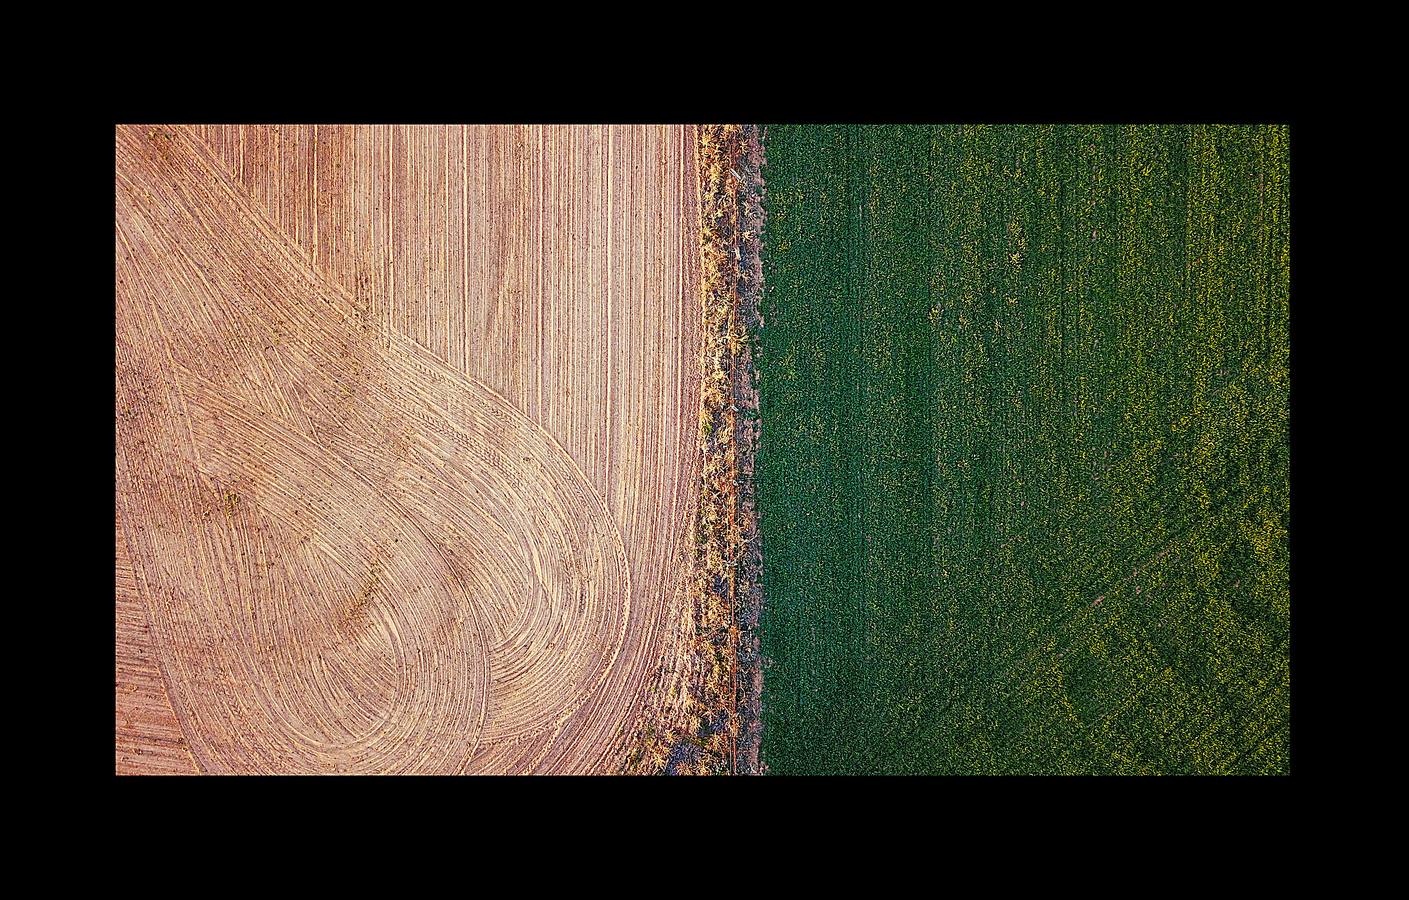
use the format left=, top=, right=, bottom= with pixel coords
left=733, top=126, right=766, bottom=775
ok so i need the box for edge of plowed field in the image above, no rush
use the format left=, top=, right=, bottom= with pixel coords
left=621, top=124, right=766, bottom=775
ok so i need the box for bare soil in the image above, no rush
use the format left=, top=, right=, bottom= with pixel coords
left=115, top=125, right=702, bottom=774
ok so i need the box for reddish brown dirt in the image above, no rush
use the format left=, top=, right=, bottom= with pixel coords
left=115, top=125, right=701, bottom=774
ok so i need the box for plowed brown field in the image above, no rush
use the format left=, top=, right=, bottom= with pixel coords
left=115, top=125, right=702, bottom=774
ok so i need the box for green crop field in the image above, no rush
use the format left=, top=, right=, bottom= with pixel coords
left=756, top=125, right=1289, bottom=775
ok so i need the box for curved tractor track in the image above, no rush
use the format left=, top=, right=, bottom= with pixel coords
left=115, top=125, right=701, bottom=774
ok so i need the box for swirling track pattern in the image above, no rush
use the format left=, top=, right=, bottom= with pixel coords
left=115, top=125, right=701, bottom=774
